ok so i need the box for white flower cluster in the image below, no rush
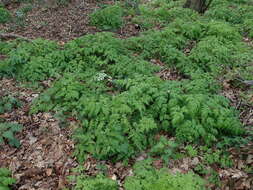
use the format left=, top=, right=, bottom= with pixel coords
left=95, top=72, right=112, bottom=81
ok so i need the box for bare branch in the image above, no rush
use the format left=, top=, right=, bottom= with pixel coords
left=0, top=33, right=33, bottom=42
left=242, top=80, right=253, bottom=86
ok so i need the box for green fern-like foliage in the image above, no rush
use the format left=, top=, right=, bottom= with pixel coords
left=31, top=73, right=243, bottom=161
left=189, top=36, right=252, bottom=75
left=124, top=160, right=206, bottom=190
left=24, top=31, right=245, bottom=162
left=132, top=1, right=199, bottom=29
left=1, top=0, right=251, bottom=162
left=73, top=175, right=118, bottom=190
left=0, top=7, right=11, bottom=23
left=241, top=19, right=253, bottom=38
left=90, top=4, right=124, bottom=30
left=69, top=167, right=118, bottom=190
left=149, top=136, right=179, bottom=163
left=168, top=94, right=243, bottom=145
left=0, top=40, right=19, bottom=55
left=0, top=168, right=16, bottom=190
left=0, top=39, right=58, bottom=79
left=0, top=123, right=23, bottom=148
left=0, top=95, right=22, bottom=114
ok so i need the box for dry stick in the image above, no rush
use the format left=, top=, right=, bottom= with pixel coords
left=236, top=78, right=253, bottom=87
left=242, top=80, right=253, bottom=86
left=0, top=33, right=33, bottom=42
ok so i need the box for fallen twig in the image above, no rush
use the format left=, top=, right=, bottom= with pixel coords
left=242, top=80, right=253, bottom=86
left=235, top=78, right=253, bottom=87
left=0, top=33, right=33, bottom=42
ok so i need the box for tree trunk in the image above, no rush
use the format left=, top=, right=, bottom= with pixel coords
left=183, top=0, right=213, bottom=13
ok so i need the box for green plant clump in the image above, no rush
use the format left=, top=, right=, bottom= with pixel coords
left=3, top=32, right=238, bottom=161
left=57, top=0, right=71, bottom=6
left=31, top=72, right=243, bottom=161
left=0, top=0, right=250, bottom=163
left=70, top=160, right=206, bottom=190
left=71, top=173, right=118, bottom=190
left=0, top=95, right=22, bottom=114
left=90, top=5, right=124, bottom=30
left=0, top=122, right=23, bottom=148
left=0, top=168, right=16, bottom=190
left=0, top=7, right=11, bottom=23
left=124, top=160, right=206, bottom=190
left=0, top=39, right=59, bottom=79
left=149, top=136, right=178, bottom=163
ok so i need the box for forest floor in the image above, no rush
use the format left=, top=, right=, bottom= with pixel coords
left=0, top=1, right=141, bottom=189
left=1, top=77, right=252, bottom=189
left=0, top=0, right=140, bottom=41
left=0, top=0, right=253, bottom=189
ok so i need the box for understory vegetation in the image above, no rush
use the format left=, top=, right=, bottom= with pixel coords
left=0, top=7, right=11, bottom=24
left=70, top=159, right=206, bottom=190
left=0, top=168, right=16, bottom=189
left=0, top=0, right=252, bottom=189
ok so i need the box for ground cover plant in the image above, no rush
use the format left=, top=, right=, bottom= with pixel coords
left=0, top=0, right=253, bottom=189
left=90, top=4, right=124, bottom=30
left=124, top=160, right=206, bottom=190
left=0, top=122, right=23, bottom=147
left=0, top=168, right=16, bottom=189
left=69, top=159, right=206, bottom=190
left=0, top=95, right=22, bottom=114
left=0, top=7, right=11, bottom=24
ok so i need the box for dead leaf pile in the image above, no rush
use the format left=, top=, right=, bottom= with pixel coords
left=0, top=78, right=77, bottom=190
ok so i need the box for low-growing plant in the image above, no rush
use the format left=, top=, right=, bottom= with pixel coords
left=124, top=0, right=140, bottom=15
left=207, top=168, right=221, bottom=187
left=194, top=163, right=208, bottom=175
left=124, top=160, right=206, bottom=190
left=216, top=134, right=253, bottom=149
left=69, top=166, right=118, bottom=190
left=0, top=39, right=59, bottom=78
left=204, top=21, right=242, bottom=42
left=241, top=19, right=253, bottom=37
left=203, top=149, right=233, bottom=168
left=126, top=27, right=188, bottom=60
left=185, top=145, right=198, bottom=157
left=0, top=122, right=23, bottom=147
left=90, top=4, right=124, bottom=30
left=168, top=93, right=244, bottom=145
left=57, top=0, right=70, bottom=6
left=0, top=95, right=22, bottom=114
left=14, top=9, right=28, bottom=27
left=31, top=72, right=243, bottom=161
left=132, top=15, right=157, bottom=29
left=19, top=3, right=33, bottom=14
left=193, top=163, right=221, bottom=186
left=132, top=1, right=199, bottom=29
left=205, top=5, right=243, bottom=24
left=149, top=136, right=178, bottom=163
left=0, top=40, right=19, bottom=55
left=189, top=36, right=252, bottom=75
left=0, top=16, right=248, bottom=164
left=0, top=7, right=11, bottom=23
left=0, top=168, right=16, bottom=190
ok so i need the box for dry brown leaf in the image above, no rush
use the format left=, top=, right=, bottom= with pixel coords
left=191, top=157, right=199, bottom=166
left=246, top=155, right=253, bottom=164
left=58, top=176, right=67, bottom=189
left=46, top=168, right=53, bottom=176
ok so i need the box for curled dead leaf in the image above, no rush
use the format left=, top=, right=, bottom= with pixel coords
left=46, top=168, right=53, bottom=176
